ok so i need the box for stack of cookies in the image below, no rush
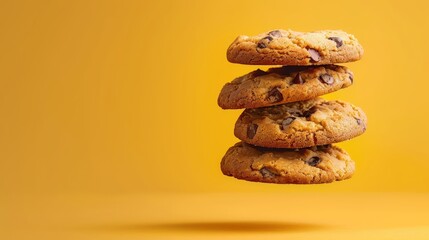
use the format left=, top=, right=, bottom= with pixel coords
left=218, top=29, right=367, bottom=184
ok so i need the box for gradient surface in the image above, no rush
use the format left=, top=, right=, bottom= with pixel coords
left=1, top=0, right=429, bottom=239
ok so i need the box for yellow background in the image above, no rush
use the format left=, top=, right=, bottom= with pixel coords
left=2, top=0, right=429, bottom=239
left=1, top=0, right=428, bottom=194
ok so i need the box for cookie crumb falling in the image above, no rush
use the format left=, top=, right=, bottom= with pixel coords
left=219, top=29, right=366, bottom=184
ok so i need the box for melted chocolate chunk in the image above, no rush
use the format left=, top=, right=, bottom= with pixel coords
left=281, top=117, right=296, bottom=130
left=257, top=36, right=274, bottom=49
left=257, top=42, right=267, bottom=49
left=260, top=167, right=277, bottom=178
left=303, top=106, right=318, bottom=118
left=319, top=73, right=334, bottom=85
left=268, top=30, right=282, bottom=38
left=328, top=36, right=343, bottom=48
left=307, top=156, right=321, bottom=166
left=267, top=87, right=283, bottom=103
left=291, top=73, right=304, bottom=84
left=348, top=71, right=354, bottom=83
left=308, top=48, right=321, bottom=62
left=247, top=123, right=258, bottom=139
left=356, top=118, right=362, bottom=125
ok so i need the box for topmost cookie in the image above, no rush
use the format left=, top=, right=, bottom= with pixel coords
left=227, top=29, right=363, bottom=65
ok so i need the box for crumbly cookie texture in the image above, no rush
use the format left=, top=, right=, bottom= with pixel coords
left=227, top=29, right=363, bottom=65
left=234, top=98, right=367, bottom=148
left=221, top=142, right=355, bottom=184
left=218, top=65, right=353, bottom=109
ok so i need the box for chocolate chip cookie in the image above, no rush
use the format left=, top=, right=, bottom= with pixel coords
left=218, top=65, right=353, bottom=109
left=234, top=98, right=367, bottom=148
left=221, top=142, right=355, bottom=184
left=227, top=29, right=363, bottom=65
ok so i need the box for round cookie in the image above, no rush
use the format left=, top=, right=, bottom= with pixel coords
left=218, top=65, right=353, bottom=109
left=221, top=142, right=355, bottom=184
left=234, top=98, right=367, bottom=148
left=227, top=29, right=363, bottom=65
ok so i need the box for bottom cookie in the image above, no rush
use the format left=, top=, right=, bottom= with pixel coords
left=221, top=142, right=355, bottom=184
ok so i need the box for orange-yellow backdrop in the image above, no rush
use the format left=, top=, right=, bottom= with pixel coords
left=1, top=0, right=428, bottom=195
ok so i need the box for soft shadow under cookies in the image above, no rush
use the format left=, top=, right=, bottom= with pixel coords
left=99, top=221, right=327, bottom=233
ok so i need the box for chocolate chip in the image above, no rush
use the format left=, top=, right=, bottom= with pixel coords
left=281, top=117, right=295, bottom=130
left=247, top=124, right=258, bottom=139
left=260, top=167, right=277, bottom=178
left=292, top=73, right=304, bottom=84
left=307, top=156, right=321, bottom=166
left=348, top=72, right=354, bottom=83
left=303, top=106, right=317, bottom=118
left=308, top=48, right=321, bottom=62
left=356, top=118, right=362, bottom=125
left=257, top=36, right=274, bottom=49
left=267, top=87, right=283, bottom=103
left=257, top=42, right=267, bottom=49
left=328, top=37, right=343, bottom=48
left=264, top=36, right=273, bottom=40
left=319, top=73, right=334, bottom=85
left=268, top=30, right=282, bottom=38
left=251, top=69, right=267, bottom=78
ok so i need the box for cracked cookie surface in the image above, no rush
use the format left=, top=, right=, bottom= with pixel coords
left=234, top=98, right=367, bottom=148
left=218, top=65, right=353, bottom=109
left=221, top=142, right=355, bottom=184
left=227, top=29, right=363, bottom=65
